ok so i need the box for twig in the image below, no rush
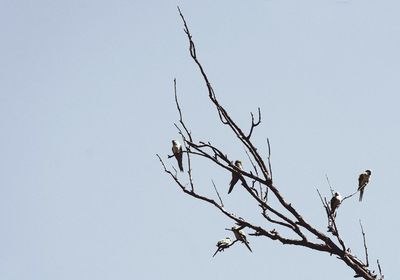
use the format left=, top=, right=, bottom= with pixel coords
left=247, top=107, right=261, bottom=139
left=212, top=179, right=224, bottom=207
left=325, top=173, right=358, bottom=203
left=174, top=79, right=192, bottom=142
left=377, top=259, right=384, bottom=279
left=244, top=148, right=263, bottom=199
left=341, top=190, right=358, bottom=202
left=325, top=174, right=334, bottom=196
left=359, top=219, right=369, bottom=267
left=266, top=138, right=273, bottom=182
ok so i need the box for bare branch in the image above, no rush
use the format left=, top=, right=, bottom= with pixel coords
left=377, top=259, right=384, bottom=279
left=244, top=148, right=263, bottom=200
left=266, top=138, right=273, bottom=182
left=325, top=174, right=334, bottom=196
left=172, top=79, right=196, bottom=191
left=359, top=219, right=369, bottom=267
left=178, top=7, right=270, bottom=181
left=212, top=179, right=224, bottom=207
left=160, top=8, right=382, bottom=280
left=325, top=173, right=360, bottom=203
left=173, top=79, right=192, bottom=142
left=247, top=107, right=261, bottom=139
left=341, top=190, right=359, bottom=202
left=178, top=3, right=342, bottom=256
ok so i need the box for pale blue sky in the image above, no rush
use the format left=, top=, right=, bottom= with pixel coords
left=0, top=1, right=399, bottom=279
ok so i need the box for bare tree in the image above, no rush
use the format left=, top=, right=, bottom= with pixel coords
left=157, top=8, right=384, bottom=280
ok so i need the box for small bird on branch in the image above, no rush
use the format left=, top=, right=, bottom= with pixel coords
left=228, top=160, right=243, bottom=194
left=330, top=192, right=342, bottom=216
left=231, top=226, right=252, bottom=253
left=358, top=170, right=371, bottom=202
left=172, top=140, right=184, bottom=172
left=212, top=237, right=232, bottom=257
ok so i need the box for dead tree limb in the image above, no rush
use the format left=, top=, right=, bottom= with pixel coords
left=158, top=7, right=384, bottom=280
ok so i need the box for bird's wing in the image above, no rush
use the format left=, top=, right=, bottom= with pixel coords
left=358, top=174, right=364, bottom=188
left=330, top=197, right=334, bottom=209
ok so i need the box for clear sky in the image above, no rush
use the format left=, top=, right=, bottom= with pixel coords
left=1, top=0, right=399, bottom=279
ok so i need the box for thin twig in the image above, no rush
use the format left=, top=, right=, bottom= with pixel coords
left=244, top=148, right=262, bottom=199
left=377, top=259, right=384, bottom=279
left=247, top=107, right=261, bottom=139
left=325, top=173, right=358, bottom=203
left=325, top=174, right=334, bottom=196
left=359, top=219, right=369, bottom=267
left=266, top=138, right=273, bottom=182
left=212, top=179, right=224, bottom=207
left=174, top=79, right=192, bottom=142
left=341, top=190, right=358, bottom=202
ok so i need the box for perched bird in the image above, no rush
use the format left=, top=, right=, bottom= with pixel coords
left=330, top=192, right=342, bottom=216
left=232, top=226, right=252, bottom=252
left=228, top=160, right=243, bottom=194
left=358, top=170, right=371, bottom=201
left=212, top=237, right=232, bottom=257
left=172, top=140, right=183, bottom=172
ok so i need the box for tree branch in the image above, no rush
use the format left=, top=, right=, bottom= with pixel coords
left=159, top=7, right=382, bottom=280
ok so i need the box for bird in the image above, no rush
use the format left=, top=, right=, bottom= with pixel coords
left=228, top=160, right=243, bottom=194
left=212, top=237, right=232, bottom=257
left=171, top=140, right=183, bottom=172
left=358, top=170, right=371, bottom=201
left=232, top=226, right=252, bottom=252
left=330, top=192, right=342, bottom=216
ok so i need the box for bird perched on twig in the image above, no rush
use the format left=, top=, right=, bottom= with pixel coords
left=228, top=160, right=243, bottom=194
left=212, top=237, right=232, bottom=257
left=358, top=170, right=371, bottom=201
left=172, top=140, right=183, bottom=172
left=330, top=192, right=342, bottom=216
left=232, top=226, right=252, bottom=252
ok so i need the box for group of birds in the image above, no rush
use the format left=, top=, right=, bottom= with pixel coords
left=171, top=140, right=250, bottom=256
left=330, top=169, right=372, bottom=216
left=171, top=140, right=373, bottom=255
left=212, top=226, right=252, bottom=257
left=172, top=140, right=243, bottom=194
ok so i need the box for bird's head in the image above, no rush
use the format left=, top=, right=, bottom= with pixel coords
left=234, top=160, right=243, bottom=169
left=172, top=140, right=178, bottom=145
left=365, top=170, right=372, bottom=175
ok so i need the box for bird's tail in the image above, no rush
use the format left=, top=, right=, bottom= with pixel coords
left=228, top=176, right=239, bottom=194
left=228, top=183, right=234, bottom=194
left=178, top=161, right=184, bottom=172
left=359, top=190, right=364, bottom=202
left=244, top=241, right=253, bottom=253
left=212, top=248, right=220, bottom=257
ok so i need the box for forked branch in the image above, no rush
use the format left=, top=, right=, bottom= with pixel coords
left=158, top=7, right=384, bottom=280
